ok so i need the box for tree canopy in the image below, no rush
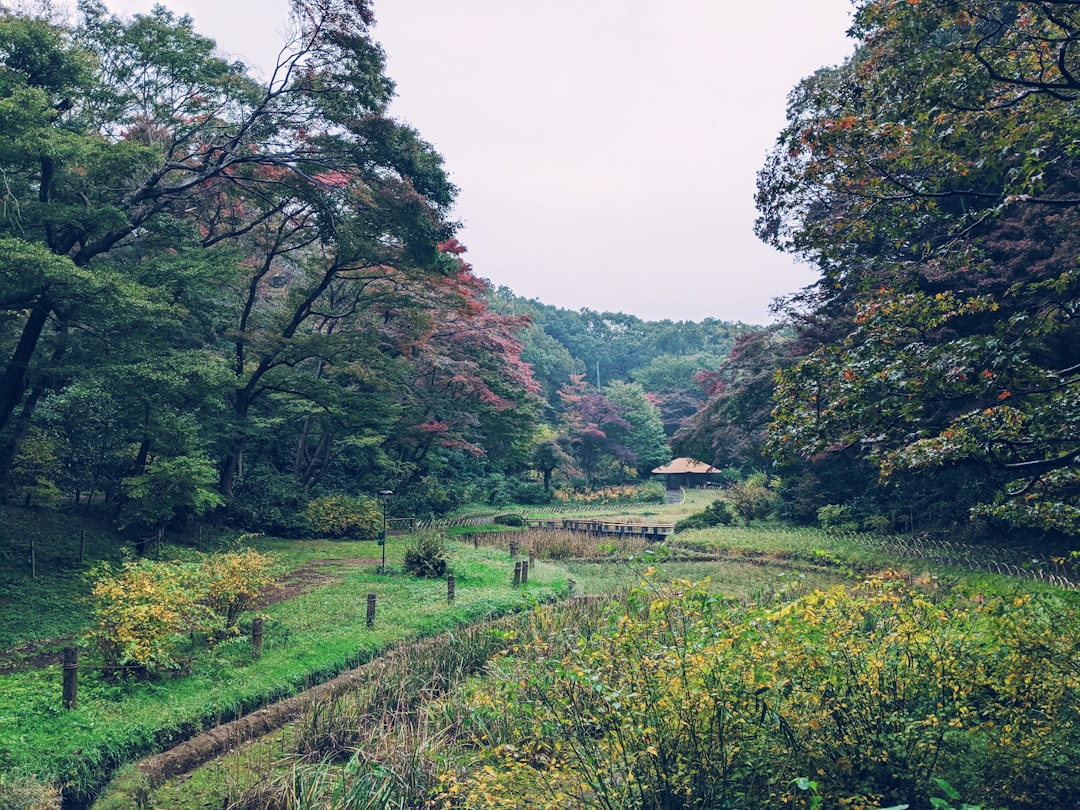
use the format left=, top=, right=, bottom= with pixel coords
left=757, top=0, right=1080, bottom=535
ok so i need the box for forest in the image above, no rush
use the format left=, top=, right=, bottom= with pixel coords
left=2, top=0, right=1077, bottom=546
left=0, top=0, right=754, bottom=538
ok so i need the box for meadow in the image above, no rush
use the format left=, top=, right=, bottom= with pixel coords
left=2, top=494, right=1078, bottom=809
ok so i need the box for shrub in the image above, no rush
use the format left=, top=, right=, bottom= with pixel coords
left=85, top=558, right=213, bottom=675
left=727, top=474, right=778, bottom=524
left=675, top=499, right=735, bottom=532
left=84, top=549, right=275, bottom=674
left=403, top=533, right=448, bottom=578
left=861, top=514, right=893, bottom=533
left=551, top=482, right=665, bottom=505
left=434, top=574, right=1080, bottom=809
left=304, top=495, right=381, bottom=540
left=200, top=548, right=276, bottom=634
left=493, top=513, right=525, bottom=527
left=817, top=503, right=859, bottom=531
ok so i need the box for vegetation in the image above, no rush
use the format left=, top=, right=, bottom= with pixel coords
left=0, top=521, right=564, bottom=806
left=749, top=0, right=1080, bottom=537
left=110, top=554, right=1080, bottom=810
left=433, top=573, right=1080, bottom=809
left=4, top=0, right=1080, bottom=807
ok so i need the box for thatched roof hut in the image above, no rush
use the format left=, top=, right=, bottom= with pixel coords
left=651, top=457, right=722, bottom=489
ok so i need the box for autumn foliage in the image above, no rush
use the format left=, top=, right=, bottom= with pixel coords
left=434, top=573, right=1080, bottom=809
left=85, top=550, right=275, bottom=675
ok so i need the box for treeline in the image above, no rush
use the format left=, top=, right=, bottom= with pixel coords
left=677, top=0, right=1080, bottom=542
left=0, top=0, right=754, bottom=539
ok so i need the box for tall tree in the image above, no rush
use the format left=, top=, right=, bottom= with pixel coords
left=604, top=380, right=670, bottom=477
left=757, top=0, right=1080, bottom=534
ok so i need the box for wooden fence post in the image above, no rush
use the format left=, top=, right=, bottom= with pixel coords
left=509, top=540, right=518, bottom=558
left=366, top=593, right=376, bottom=628
left=251, top=617, right=264, bottom=660
left=447, top=574, right=456, bottom=604
left=568, top=578, right=576, bottom=597
left=30, top=537, right=36, bottom=581
left=79, top=530, right=86, bottom=564
left=529, top=551, right=535, bottom=569
left=62, top=647, right=78, bottom=710
left=473, top=535, right=479, bottom=549
left=513, top=561, right=522, bottom=587
left=521, top=559, right=529, bottom=585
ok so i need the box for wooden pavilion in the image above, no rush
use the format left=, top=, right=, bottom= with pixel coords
left=651, top=457, right=723, bottom=489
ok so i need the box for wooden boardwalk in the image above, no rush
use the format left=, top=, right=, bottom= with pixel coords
left=525, top=517, right=675, bottom=541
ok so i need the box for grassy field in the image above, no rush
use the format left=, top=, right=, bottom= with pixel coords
left=3, top=494, right=1077, bottom=809
left=0, top=511, right=569, bottom=806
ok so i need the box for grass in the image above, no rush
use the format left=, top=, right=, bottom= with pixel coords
left=6, top=494, right=1075, bottom=808
left=0, top=524, right=564, bottom=805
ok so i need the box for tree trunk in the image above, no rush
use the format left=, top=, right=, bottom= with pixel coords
left=0, top=298, right=51, bottom=434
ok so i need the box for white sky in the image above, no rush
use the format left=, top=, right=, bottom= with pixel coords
left=102, top=1, right=857, bottom=323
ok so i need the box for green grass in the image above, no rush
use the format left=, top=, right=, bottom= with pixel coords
left=0, top=529, right=563, bottom=805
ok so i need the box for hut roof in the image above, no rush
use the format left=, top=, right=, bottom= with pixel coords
left=651, top=457, right=722, bottom=475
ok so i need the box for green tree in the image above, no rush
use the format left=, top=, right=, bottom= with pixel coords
left=120, top=454, right=222, bottom=553
left=757, top=0, right=1080, bottom=535
left=605, top=380, right=671, bottom=477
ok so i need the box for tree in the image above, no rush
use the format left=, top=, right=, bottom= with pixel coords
left=757, top=0, right=1080, bottom=535
left=556, top=375, right=635, bottom=484
left=604, top=380, right=670, bottom=477
left=120, top=454, right=222, bottom=553
left=0, top=0, right=456, bottom=473
left=674, top=329, right=791, bottom=471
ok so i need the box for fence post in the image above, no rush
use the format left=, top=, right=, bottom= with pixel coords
left=521, top=559, right=529, bottom=586
left=30, top=537, right=36, bottom=581
left=366, top=593, right=376, bottom=628
left=80, top=530, right=86, bottom=563
left=529, top=551, right=535, bottom=569
left=513, top=561, right=522, bottom=587
left=568, top=578, right=576, bottom=597
left=251, top=617, right=264, bottom=660
left=447, top=574, right=456, bottom=604
left=509, top=540, right=518, bottom=558
left=473, top=535, right=479, bottom=549
left=62, top=647, right=78, bottom=710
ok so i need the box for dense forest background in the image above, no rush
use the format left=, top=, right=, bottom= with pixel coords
left=1, top=0, right=1077, bottom=545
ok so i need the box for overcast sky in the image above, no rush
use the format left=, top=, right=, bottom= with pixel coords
left=102, top=0, right=857, bottom=323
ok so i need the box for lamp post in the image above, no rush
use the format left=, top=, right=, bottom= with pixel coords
left=378, top=490, right=392, bottom=572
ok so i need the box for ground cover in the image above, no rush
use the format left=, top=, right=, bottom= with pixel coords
left=0, top=530, right=565, bottom=806
left=122, top=554, right=1080, bottom=810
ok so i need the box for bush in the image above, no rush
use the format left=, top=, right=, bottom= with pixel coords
left=403, top=533, right=448, bottom=578
left=552, top=482, right=666, bottom=505
left=493, top=513, right=525, bottom=527
left=727, top=474, right=779, bottom=524
left=85, top=558, right=213, bottom=675
left=200, top=548, right=276, bottom=634
left=674, top=499, right=735, bottom=532
left=304, top=495, right=381, bottom=540
left=435, top=574, right=1080, bottom=809
left=84, top=549, right=275, bottom=674
left=817, top=503, right=859, bottom=531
